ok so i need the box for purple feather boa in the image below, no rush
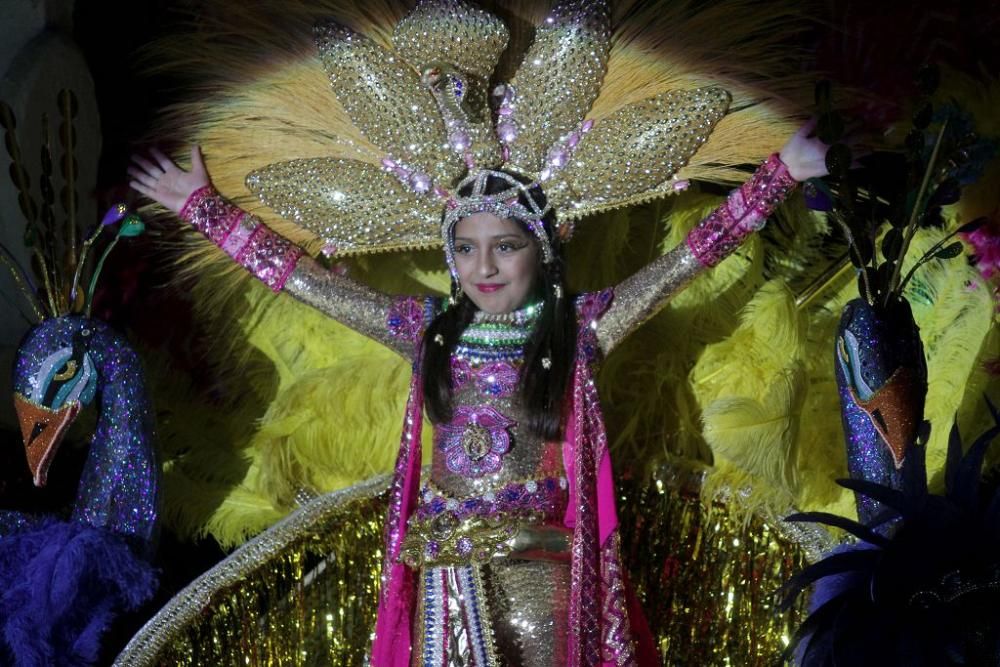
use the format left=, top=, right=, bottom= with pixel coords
left=0, top=519, right=157, bottom=666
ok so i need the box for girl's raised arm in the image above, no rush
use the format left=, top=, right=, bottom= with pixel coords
left=130, top=146, right=425, bottom=359
left=595, top=123, right=830, bottom=354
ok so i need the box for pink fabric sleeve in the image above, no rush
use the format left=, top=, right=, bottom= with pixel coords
left=685, top=153, right=798, bottom=268
left=179, top=185, right=304, bottom=292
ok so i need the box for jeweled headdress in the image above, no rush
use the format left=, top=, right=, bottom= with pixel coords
left=244, top=0, right=731, bottom=267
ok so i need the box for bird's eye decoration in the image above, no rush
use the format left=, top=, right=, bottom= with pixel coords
left=836, top=330, right=875, bottom=402
left=31, top=344, right=97, bottom=410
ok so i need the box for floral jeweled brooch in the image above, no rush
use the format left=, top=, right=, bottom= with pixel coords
left=437, top=405, right=515, bottom=477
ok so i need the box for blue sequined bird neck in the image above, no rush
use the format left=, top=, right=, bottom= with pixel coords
left=9, top=316, right=160, bottom=549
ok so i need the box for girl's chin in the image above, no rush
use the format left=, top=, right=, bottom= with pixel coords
left=471, top=296, right=516, bottom=315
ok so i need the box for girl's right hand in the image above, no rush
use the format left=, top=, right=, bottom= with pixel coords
left=128, top=146, right=210, bottom=215
left=779, top=119, right=831, bottom=182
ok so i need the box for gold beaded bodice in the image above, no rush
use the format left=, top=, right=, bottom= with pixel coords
left=428, top=303, right=565, bottom=499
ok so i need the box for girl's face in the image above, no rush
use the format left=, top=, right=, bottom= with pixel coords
left=453, top=212, right=540, bottom=314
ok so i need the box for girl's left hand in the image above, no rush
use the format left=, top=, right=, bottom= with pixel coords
left=128, top=146, right=210, bottom=215
left=779, top=119, right=831, bottom=182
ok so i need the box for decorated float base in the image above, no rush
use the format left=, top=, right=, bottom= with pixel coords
left=116, top=461, right=832, bottom=666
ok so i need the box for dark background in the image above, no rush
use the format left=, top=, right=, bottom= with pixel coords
left=3, top=0, right=999, bottom=662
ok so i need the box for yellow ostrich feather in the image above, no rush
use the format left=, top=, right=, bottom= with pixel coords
left=765, top=208, right=860, bottom=515
left=691, top=281, right=806, bottom=511
left=203, top=487, right=289, bottom=547
left=597, top=191, right=767, bottom=464
left=962, top=325, right=1000, bottom=474
left=902, top=226, right=998, bottom=480
left=159, top=278, right=433, bottom=545
left=793, top=294, right=857, bottom=516
left=250, top=353, right=434, bottom=511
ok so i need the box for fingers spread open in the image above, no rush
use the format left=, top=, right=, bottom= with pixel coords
left=129, top=179, right=153, bottom=196
left=127, top=166, right=159, bottom=188
left=132, top=155, right=164, bottom=177
left=190, top=145, right=207, bottom=176
left=150, top=147, right=176, bottom=172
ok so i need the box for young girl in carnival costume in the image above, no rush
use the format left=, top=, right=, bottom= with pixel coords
left=130, top=2, right=832, bottom=664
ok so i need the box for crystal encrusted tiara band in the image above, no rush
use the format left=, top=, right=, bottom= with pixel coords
left=440, top=170, right=554, bottom=281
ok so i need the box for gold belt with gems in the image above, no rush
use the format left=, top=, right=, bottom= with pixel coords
left=399, top=477, right=570, bottom=568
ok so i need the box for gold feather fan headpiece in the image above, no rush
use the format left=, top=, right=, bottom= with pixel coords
left=244, top=0, right=731, bottom=278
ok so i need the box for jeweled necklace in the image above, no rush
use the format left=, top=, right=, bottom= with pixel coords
left=456, top=301, right=542, bottom=362
left=471, top=300, right=543, bottom=326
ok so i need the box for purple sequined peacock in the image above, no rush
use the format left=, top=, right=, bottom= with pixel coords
left=0, top=207, right=160, bottom=666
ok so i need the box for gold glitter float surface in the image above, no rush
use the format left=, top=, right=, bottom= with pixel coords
left=115, top=462, right=829, bottom=666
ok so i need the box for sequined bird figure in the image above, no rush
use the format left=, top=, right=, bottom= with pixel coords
left=781, top=398, right=1000, bottom=666
left=0, top=207, right=159, bottom=667
left=834, top=297, right=927, bottom=524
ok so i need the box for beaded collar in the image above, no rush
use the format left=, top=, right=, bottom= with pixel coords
left=455, top=301, right=542, bottom=363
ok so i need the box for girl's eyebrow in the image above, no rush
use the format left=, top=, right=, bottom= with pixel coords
left=454, top=234, right=529, bottom=242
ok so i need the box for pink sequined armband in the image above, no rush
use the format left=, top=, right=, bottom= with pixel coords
left=179, top=185, right=303, bottom=291
left=685, top=153, right=798, bottom=267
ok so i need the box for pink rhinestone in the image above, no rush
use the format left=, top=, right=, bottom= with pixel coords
left=449, top=130, right=471, bottom=152
left=381, top=157, right=397, bottom=169
left=497, top=120, right=517, bottom=143
left=548, top=147, right=567, bottom=168
left=409, top=172, right=432, bottom=193
left=566, top=132, right=580, bottom=148
left=581, top=119, right=594, bottom=132
left=498, top=106, right=513, bottom=116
